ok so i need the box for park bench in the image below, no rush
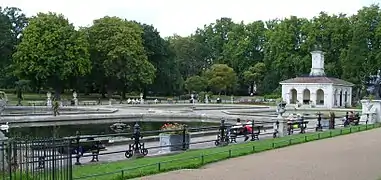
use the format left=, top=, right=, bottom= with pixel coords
left=229, top=124, right=263, bottom=143
left=287, top=121, right=309, bottom=135
left=28, top=101, right=46, bottom=106
left=81, top=100, right=97, bottom=106
left=29, top=138, right=109, bottom=166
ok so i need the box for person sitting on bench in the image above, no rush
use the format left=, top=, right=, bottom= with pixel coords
left=243, top=120, right=252, bottom=141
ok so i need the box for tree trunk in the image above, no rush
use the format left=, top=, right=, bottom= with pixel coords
left=54, top=88, right=61, bottom=100
left=107, top=89, right=112, bottom=99
left=121, top=87, right=127, bottom=100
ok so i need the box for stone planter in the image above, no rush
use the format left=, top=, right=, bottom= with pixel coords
left=159, top=133, right=190, bottom=153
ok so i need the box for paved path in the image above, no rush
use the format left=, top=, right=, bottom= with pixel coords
left=140, top=128, right=381, bottom=180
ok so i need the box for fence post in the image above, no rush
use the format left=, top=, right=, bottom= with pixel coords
left=182, top=125, right=187, bottom=150
left=316, top=112, right=323, bottom=131
left=217, top=119, right=228, bottom=146
left=252, top=146, right=256, bottom=152
left=289, top=139, right=292, bottom=145
left=250, top=120, right=256, bottom=141
left=157, top=162, right=161, bottom=171
left=228, top=149, right=232, bottom=157
left=74, top=131, right=81, bottom=165
left=201, top=154, right=204, bottom=165
left=329, top=131, right=332, bottom=137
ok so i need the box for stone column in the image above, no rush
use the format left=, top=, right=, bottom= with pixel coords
left=336, top=93, right=340, bottom=107
left=311, top=92, right=316, bottom=107
left=285, top=93, right=290, bottom=104
left=273, top=116, right=288, bottom=137
left=297, top=92, right=303, bottom=104
left=0, top=131, right=7, bottom=172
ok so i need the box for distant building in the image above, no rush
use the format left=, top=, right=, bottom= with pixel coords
left=280, top=50, right=354, bottom=108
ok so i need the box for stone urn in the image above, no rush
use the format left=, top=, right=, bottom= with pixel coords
left=159, top=133, right=190, bottom=153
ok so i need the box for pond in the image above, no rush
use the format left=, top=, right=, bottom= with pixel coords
left=7, top=121, right=218, bottom=138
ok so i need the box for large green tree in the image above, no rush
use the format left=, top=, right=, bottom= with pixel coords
left=12, top=12, right=90, bottom=98
left=138, top=23, right=181, bottom=96
left=204, top=64, right=237, bottom=95
left=88, top=16, right=156, bottom=98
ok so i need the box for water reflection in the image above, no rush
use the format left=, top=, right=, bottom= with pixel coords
left=8, top=121, right=217, bottom=138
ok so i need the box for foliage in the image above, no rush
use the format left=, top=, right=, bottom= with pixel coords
left=87, top=16, right=156, bottom=97
left=160, top=122, right=187, bottom=134
left=184, top=75, right=207, bottom=93
left=263, top=94, right=281, bottom=100
left=12, top=12, right=90, bottom=98
left=1, top=5, right=381, bottom=98
left=204, top=64, right=237, bottom=94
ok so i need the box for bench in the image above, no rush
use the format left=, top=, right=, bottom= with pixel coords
left=28, top=101, right=46, bottom=106
left=228, top=125, right=262, bottom=143
left=287, top=121, right=309, bottom=135
left=82, top=101, right=97, bottom=106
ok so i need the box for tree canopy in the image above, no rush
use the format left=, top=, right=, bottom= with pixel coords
left=1, top=4, right=381, bottom=99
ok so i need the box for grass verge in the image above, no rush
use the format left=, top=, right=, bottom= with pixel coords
left=73, top=124, right=380, bottom=180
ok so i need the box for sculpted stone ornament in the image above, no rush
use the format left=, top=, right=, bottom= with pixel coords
left=365, top=70, right=381, bottom=99
left=276, top=101, right=287, bottom=118
left=0, top=91, right=8, bottom=114
left=365, top=100, right=374, bottom=113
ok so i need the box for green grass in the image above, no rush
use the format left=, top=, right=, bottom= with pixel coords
left=71, top=124, right=380, bottom=180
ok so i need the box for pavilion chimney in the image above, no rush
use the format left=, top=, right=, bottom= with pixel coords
left=309, top=49, right=325, bottom=77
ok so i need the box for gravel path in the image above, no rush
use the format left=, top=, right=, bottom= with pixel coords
left=139, top=128, right=381, bottom=180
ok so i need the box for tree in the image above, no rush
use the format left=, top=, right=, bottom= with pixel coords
left=168, top=35, right=208, bottom=78
left=14, top=79, right=30, bottom=105
left=12, top=12, right=90, bottom=99
left=137, top=23, right=181, bottom=96
left=184, top=75, right=207, bottom=93
left=243, top=62, right=266, bottom=93
left=87, top=16, right=156, bottom=98
left=204, top=64, right=237, bottom=95
left=0, top=7, right=28, bottom=88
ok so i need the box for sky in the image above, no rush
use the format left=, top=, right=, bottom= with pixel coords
left=1, top=0, right=379, bottom=37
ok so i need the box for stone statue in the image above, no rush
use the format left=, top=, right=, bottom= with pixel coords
left=0, top=91, right=8, bottom=114
left=365, top=70, right=381, bottom=99
left=276, top=101, right=287, bottom=118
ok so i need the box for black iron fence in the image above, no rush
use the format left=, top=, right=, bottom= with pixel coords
left=0, top=113, right=370, bottom=180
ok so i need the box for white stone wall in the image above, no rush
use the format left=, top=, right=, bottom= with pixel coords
left=332, top=85, right=352, bottom=107
left=281, top=83, right=335, bottom=108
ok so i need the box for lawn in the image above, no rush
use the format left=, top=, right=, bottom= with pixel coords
left=72, top=124, right=379, bottom=180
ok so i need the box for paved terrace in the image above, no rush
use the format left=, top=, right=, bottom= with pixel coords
left=141, top=128, right=381, bottom=180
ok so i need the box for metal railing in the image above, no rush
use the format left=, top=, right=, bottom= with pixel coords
left=0, top=113, right=373, bottom=180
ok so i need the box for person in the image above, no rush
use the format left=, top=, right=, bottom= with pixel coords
left=243, top=120, right=252, bottom=141
left=349, top=111, right=354, bottom=123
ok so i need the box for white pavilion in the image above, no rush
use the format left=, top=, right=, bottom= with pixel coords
left=280, top=50, right=354, bottom=108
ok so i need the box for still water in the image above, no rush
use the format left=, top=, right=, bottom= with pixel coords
left=8, top=121, right=217, bottom=138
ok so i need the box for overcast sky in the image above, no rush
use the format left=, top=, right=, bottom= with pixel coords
left=1, top=0, right=379, bottom=37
